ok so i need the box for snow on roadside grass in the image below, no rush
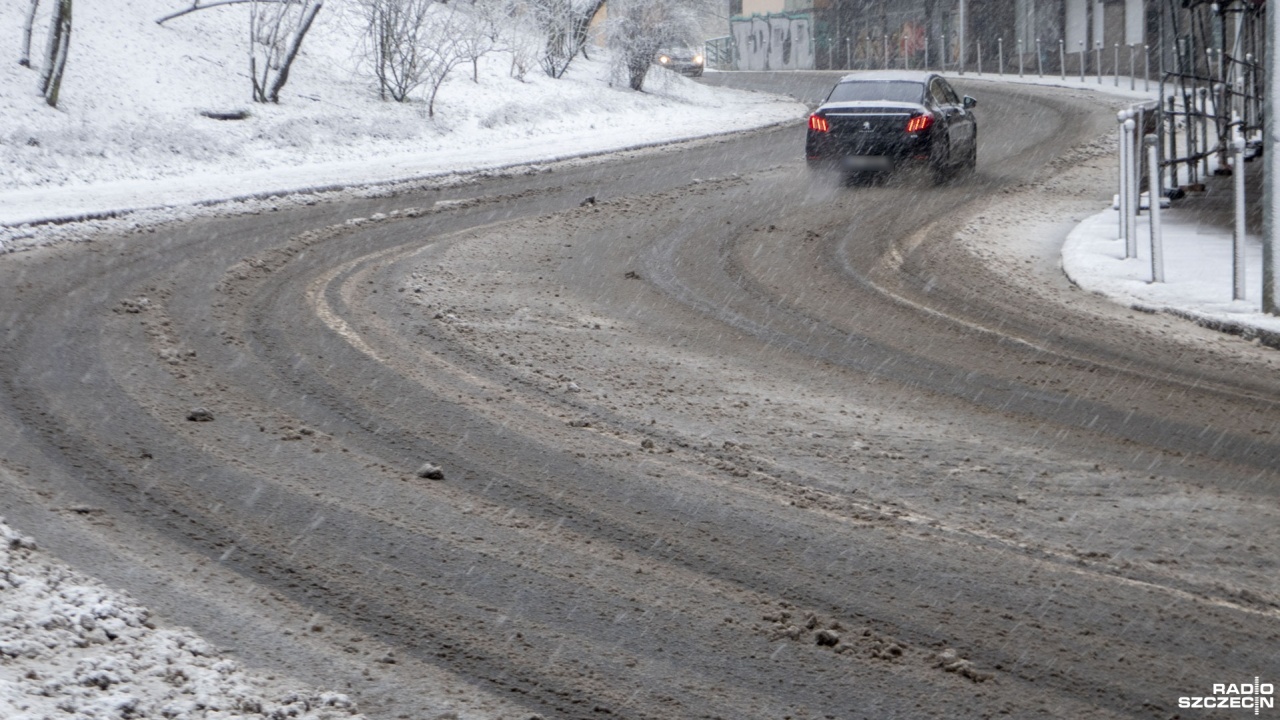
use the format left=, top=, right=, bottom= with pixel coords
left=0, top=0, right=804, bottom=231
left=0, top=519, right=367, bottom=720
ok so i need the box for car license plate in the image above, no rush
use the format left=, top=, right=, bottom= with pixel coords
left=842, top=156, right=892, bottom=171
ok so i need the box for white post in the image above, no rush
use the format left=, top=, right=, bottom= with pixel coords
left=1125, top=117, right=1138, bottom=259
left=998, top=37, right=1004, bottom=74
left=1233, top=122, right=1247, bottom=300
left=1018, top=38, right=1024, bottom=76
left=1265, top=0, right=1279, bottom=313
left=1147, top=134, right=1165, bottom=283
left=958, top=0, right=967, bottom=75
left=1119, top=112, right=1129, bottom=251
left=1060, top=39, right=1066, bottom=80
left=1198, top=87, right=1211, bottom=178
left=1080, top=40, right=1086, bottom=82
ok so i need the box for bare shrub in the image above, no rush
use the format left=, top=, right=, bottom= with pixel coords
left=606, top=0, right=702, bottom=92
left=249, top=0, right=323, bottom=103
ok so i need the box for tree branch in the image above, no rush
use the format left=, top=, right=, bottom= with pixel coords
left=156, top=0, right=297, bottom=26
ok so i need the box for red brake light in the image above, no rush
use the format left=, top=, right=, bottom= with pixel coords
left=905, top=113, right=934, bottom=133
left=809, top=114, right=830, bottom=133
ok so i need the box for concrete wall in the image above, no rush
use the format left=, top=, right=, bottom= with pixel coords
left=742, top=0, right=786, bottom=16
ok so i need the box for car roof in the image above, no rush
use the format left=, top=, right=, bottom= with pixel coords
left=836, top=70, right=938, bottom=84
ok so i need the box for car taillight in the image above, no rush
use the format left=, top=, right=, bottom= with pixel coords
left=905, top=113, right=934, bottom=133
left=809, top=115, right=830, bottom=133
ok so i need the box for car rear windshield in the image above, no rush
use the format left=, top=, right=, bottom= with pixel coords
left=826, top=81, right=925, bottom=104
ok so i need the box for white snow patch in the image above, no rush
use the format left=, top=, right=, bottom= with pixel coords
left=0, top=518, right=367, bottom=720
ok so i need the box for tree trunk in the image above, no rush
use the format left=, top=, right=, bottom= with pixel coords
left=265, top=0, right=321, bottom=103
left=574, top=0, right=605, bottom=57
left=20, top=0, right=41, bottom=67
left=627, top=55, right=648, bottom=91
left=40, top=0, right=72, bottom=107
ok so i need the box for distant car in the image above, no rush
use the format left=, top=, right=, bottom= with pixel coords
left=805, top=71, right=977, bottom=182
left=655, top=47, right=704, bottom=77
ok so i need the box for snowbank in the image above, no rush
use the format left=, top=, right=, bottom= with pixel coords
left=0, top=518, right=367, bottom=720
left=0, top=0, right=803, bottom=237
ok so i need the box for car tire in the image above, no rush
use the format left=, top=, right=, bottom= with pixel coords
left=930, top=148, right=951, bottom=185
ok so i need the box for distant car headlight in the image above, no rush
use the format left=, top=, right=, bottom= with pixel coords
left=658, top=55, right=671, bottom=65
left=693, top=55, right=704, bottom=65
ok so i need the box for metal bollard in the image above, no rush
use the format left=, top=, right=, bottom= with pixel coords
left=1118, top=112, right=1130, bottom=252
left=1146, top=134, right=1165, bottom=283
left=1059, top=39, right=1065, bottom=81
left=1037, top=38, right=1043, bottom=77
left=1198, top=87, right=1210, bottom=179
left=1129, top=45, right=1136, bottom=91
left=1181, top=92, right=1193, bottom=186
left=977, top=40, right=983, bottom=74
left=1079, top=41, right=1085, bottom=82
left=1114, top=44, right=1120, bottom=86
left=1018, top=38, right=1024, bottom=77
left=1233, top=123, right=1247, bottom=300
left=1125, top=118, right=1138, bottom=259
left=1167, top=96, right=1179, bottom=190
left=998, top=38, right=1004, bottom=75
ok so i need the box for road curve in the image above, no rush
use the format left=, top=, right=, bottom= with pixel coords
left=1, top=75, right=1278, bottom=719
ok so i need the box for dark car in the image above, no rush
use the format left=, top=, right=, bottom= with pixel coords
left=656, top=47, right=704, bottom=77
left=805, top=71, right=977, bottom=182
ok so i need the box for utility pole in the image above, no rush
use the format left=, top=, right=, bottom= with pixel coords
left=1265, top=0, right=1279, bottom=314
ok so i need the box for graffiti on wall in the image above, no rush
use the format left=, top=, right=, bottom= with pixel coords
left=729, top=13, right=815, bottom=71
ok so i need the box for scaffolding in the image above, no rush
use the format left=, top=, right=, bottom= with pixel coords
left=1155, top=0, right=1266, bottom=194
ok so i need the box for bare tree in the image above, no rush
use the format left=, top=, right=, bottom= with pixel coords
left=19, top=0, right=41, bottom=67
left=39, top=0, right=71, bottom=107
left=607, top=0, right=699, bottom=91
left=531, top=0, right=602, bottom=79
left=249, top=0, right=322, bottom=103
left=456, top=0, right=504, bottom=83
left=417, top=3, right=467, bottom=117
left=353, top=0, right=466, bottom=115
left=355, top=0, right=437, bottom=101
left=503, top=8, right=540, bottom=81
left=156, top=0, right=295, bottom=26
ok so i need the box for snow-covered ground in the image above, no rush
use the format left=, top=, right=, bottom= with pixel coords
left=949, top=71, right=1279, bottom=342
left=1063, top=198, right=1280, bottom=340
left=0, top=0, right=803, bottom=233
left=1, top=518, right=367, bottom=720
left=2, top=1, right=1276, bottom=716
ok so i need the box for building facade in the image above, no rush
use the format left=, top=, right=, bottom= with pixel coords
left=727, top=0, right=1255, bottom=79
